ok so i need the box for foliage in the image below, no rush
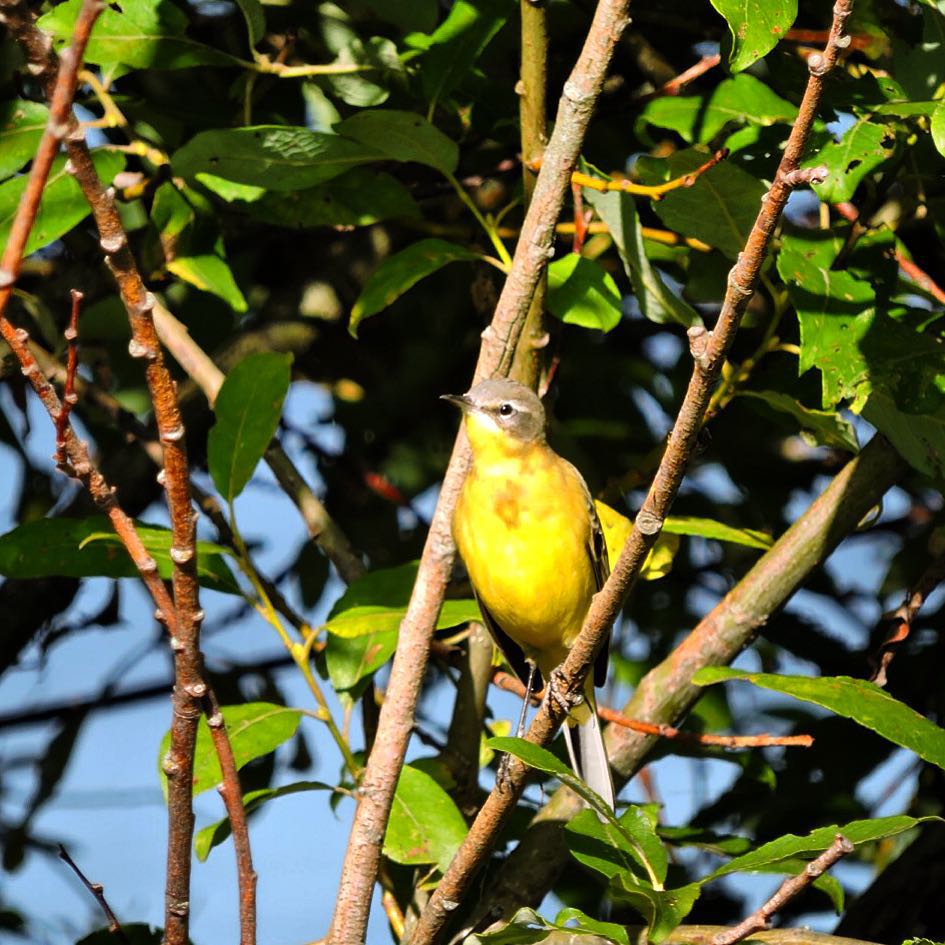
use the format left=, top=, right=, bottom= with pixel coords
left=1, top=0, right=945, bottom=943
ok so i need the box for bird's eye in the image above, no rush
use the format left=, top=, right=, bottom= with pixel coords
left=498, top=403, right=514, bottom=417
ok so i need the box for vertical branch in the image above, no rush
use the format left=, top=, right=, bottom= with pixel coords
left=327, top=4, right=632, bottom=944
left=510, top=0, right=549, bottom=387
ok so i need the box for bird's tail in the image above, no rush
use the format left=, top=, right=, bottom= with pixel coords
left=561, top=680, right=615, bottom=813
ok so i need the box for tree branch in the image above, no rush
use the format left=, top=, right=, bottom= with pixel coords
left=58, top=844, right=130, bottom=943
left=327, top=3, right=633, bottom=943
left=710, top=835, right=855, bottom=945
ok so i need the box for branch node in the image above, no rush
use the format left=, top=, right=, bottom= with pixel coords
left=169, top=634, right=185, bottom=651
left=170, top=545, right=194, bottom=564
left=161, top=423, right=186, bottom=443
left=127, top=337, right=158, bottom=360
left=64, top=158, right=77, bottom=176
left=20, top=361, right=39, bottom=377
left=162, top=754, right=182, bottom=776
left=562, top=79, right=591, bottom=105
left=807, top=51, right=828, bottom=75
left=782, top=165, right=829, bottom=188
left=687, top=325, right=711, bottom=365
left=133, top=291, right=157, bottom=316
left=138, top=556, right=158, bottom=574
left=100, top=232, right=127, bottom=254
left=635, top=508, right=663, bottom=535
left=185, top=681, right=208, bottom=697
left=208, top=711, right=225, bottom=728
left=47, top=119, right=70, bottom=140
left=726, top=266, right=753, bottom=299
left=0, top=268, right=15, bottom=288
left=441, top=900, right=460, bottom=912
left=835, top=33, right=852, bottom=48
left=14, top=326, right=29, bottom=343
left=156, top=468, right=167, bottom=485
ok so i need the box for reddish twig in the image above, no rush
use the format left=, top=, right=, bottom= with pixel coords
left=54, top=289, right=82, bottom=466
left=408, top=9, right=852, bottom=944
left=786, top=27, right=874, bottom=51
left=328, top=4, right=633, bottom=944
left=833, top=201, right=945, bottom=306
left=58, top=844, right=130, bottom=943
left=869, top=550, right=945, bottom=686
left=491, top=670, right=813, bottom=748
left=633, top=52, right=721, bottom=104
left=1, top=7, right=256, bottom=943
left=710, top=834, right=855, bottom=945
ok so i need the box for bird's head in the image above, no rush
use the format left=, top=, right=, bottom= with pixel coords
left=441, top=378, right=546, bottom=455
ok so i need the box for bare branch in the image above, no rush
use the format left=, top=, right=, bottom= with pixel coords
left=58, top=845, right=130, bottom=943
left=710, top=834, right=855, bottom=945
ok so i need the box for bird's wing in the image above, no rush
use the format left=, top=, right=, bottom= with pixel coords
left=472, top=587, right=544, bottom=689
left=563, top=459, right=611, bottom=689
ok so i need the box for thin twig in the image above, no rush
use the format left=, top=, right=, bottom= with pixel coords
left=54, top=289, right=82, bottom=465
left=328, top=4, right=634, bottom=944
left=408, top=10, right=855, bottom=942
left=869, top=550, right=945, bottom=686
left=833, top=201, right=945, bottom=305
left=633, top=52, right=722, bottom=104
left=710, top=834, right=855, bottom=945
left=58, top=845, right=130, bottom=943
left=490, top=671, right=812, bottom=748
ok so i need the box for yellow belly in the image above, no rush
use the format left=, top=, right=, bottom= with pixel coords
left=453, top=449, right=597, bottom=675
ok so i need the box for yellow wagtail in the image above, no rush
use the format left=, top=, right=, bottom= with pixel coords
left=443, top=378, right=615, bottom=810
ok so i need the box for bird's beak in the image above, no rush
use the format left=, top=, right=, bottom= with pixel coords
left=440, top=393, right=473, bottom=411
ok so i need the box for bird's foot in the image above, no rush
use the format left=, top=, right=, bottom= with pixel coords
left=496, top=752, right=515, bottom=794
left=543, top=667, right=583, bottom=717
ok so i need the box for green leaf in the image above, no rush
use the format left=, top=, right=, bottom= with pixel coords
left=335, top=110, right=459, bottom=175
left=700, top=812, right=939, bottom=880
left=662, top=515, right=773, bottom=550
left=321, top=36, right=404, bottom=107
left=931, top=101, right=945, bottom=157
left=384, top=764, right=468, bottom=871
left=167, top=254, right=247, bottom=312
left=637, top=75, right=797, bottom=145
left=195, top=780, right=332, bottom=860
left=37, top=0, right=238, bottom=69
left=172, top=127, right=383, bottom=191
left=0, top=100, right=48, bottom=181
left=349, top=239, right=480, bottom=335
left=234, top=0, right=265, bottom=47
left=709, top=0, right=797, bottom=73
left=0, top=516, right=239, bottom=594
left=491, top=737, right=658, bottom=876
left=694, top=668, right=945, bottom=771
left=555, top=908, right=630, bottom=945
left=581, top=188, right=701, bottom=328
left=737, top=390, right=859, bottom=452
left=807, top=118, right=897, bottom=203
left=0, top=150, right=125, bottom=258
left=778, top=231, right=945, bottom=477
left=325, top=628, right=398, bottom=691
left=546, top=255, right=623, bottom=332
left=325, top=561, right=481, bottom=638
left=420, top=0, right=509, bottom=108
left=208, top=352, right=293, bottom=502
left=636, top=150, right=766, bottom=260
left=609, top=876, right=700, bottom=944
left=566, top=804, right=668, bottom=886
left=159, top=703, right=301, bottom=798
left=241, top=169, right=419, bottom=229
left=325, top=600, right=479, bottom=639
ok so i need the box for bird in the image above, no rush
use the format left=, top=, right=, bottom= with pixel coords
left=443, top=377, right=615, bottom=811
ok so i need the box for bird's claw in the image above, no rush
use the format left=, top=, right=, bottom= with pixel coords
left=543, top=667, right=583, bottom=716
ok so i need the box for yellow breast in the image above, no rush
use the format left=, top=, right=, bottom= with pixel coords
left=453, top=413, right=597, bottom=674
